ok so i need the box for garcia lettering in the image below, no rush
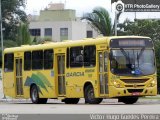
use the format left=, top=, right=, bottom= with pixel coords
left=66, top=72, right=84, bottom=77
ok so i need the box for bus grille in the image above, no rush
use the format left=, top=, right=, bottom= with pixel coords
left=125, top=85, right=144, bottom=87
left=120, top=79, right=149, bottom=84
left=127, top=89, right=143, bottom=93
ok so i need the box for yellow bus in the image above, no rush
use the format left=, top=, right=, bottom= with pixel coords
left=3, top=36, right=157, bottom=104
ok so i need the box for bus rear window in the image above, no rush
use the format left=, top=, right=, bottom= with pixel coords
left=4, top=53, right=14, bottom=72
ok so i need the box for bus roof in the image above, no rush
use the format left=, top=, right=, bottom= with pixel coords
left=109, top=36, right=150, bottom=39
left=4, top=36, right=151, bottom=53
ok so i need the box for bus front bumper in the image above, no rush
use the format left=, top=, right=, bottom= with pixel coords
left=109, top=85, right=157, bottom=98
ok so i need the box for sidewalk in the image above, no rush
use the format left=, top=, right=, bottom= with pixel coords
left=0, top=80, right=4, bottom=99
left=141, top=95, right=160, bottom=99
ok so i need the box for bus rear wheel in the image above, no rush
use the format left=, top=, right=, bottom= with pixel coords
left=30, top=85, right=48, bottom=104
left=119, top=97, right=138, bottom=104
left=64, top=98, right=80, bottom=104
left=84, top=85, right=103, bottom=104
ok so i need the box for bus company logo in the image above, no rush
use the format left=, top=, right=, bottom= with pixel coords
left=2, top=114, right=18, bottom=120
left=24, top=72, right=52, bottom=95
left=134, top=84, right=137, bottom=88
left=66, top=72, right=84, bottom=77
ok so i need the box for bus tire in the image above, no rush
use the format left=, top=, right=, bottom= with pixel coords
left=119, top=97, right=138, bottom=104
left=30, top=85, right=48, bottom=104
left=64, top=98, right=80, bottom=104
left=84, top=85, right=103, bottom=104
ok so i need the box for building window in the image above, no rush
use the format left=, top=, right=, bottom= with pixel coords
left=70, top=46, right=83, bottom=67
left=87, top=31, right=93, bottom=38
left=4, top=53, right=14, bottom=72
left=44, top=49, right=53, bottom=69
left=60, top=28, right=68, bottom=36
left=32, top=50, right=43, bottom=70
left=84, top=45, right=96, bottom=67
left=24, top=52, right=31, bottom=71
left=60, top=28, right=68, bottom=41
left=45, top=28, right=52, bottom=36
left=29, top=29, right=41, bottom=36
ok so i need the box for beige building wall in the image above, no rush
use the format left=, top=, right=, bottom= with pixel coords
left=29, top=3, right=100, bottom=42
left=29, top=21, right=88, bottom=42
left=86, top=23, right=100, bottom=38
left=71, top=21, right=86, bottom=40
left=48, top=3, right=65, bottom=10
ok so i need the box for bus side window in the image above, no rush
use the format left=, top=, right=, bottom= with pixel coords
left=24, top=51, right=31, bottom=71
left=70, top=46, right=83, bottom=67
left=32, top=50, right=43, bottom=70
left=44, top=49, right=53, bottom=69
left=4, top=53, right=14, bottom=72
left=67, top=48, right=70, bottom=68
left=84, top=45, right=96, bottom=67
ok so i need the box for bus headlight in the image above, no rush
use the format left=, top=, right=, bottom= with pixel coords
left=148, top=80, right=156, bottom=87
left=113, top=81, right=121, bottom=88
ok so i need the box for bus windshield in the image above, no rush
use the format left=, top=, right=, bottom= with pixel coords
left=110, top=49, right=155, bottom=76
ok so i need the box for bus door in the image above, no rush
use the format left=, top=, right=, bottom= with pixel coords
left=98, top=51, right=109, bottom=96
left=15, top=58, right=23, bottom=97
left=57, top=54, right=66, bottom=96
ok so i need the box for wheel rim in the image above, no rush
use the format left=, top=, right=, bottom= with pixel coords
left=88, top=89, right=94, bottom=101
left=32, top=88, right=38, bottom=102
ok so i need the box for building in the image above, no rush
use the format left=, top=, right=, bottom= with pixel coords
left=28, top=3, right=100, bottom=42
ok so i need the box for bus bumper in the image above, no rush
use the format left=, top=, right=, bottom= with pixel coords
left=109, top=85, right=157, bottom=98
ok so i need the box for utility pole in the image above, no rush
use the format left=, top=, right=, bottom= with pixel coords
left=0, top=0, right=6, bottom=99
left=115, top=0, right=124, bottom=36
left=0, top=0, right=3, bottom=54
left=114, top=11, right=117, bottom=36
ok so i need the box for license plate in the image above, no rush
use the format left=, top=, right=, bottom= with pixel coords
left=132, top=92, right=140, bottom=96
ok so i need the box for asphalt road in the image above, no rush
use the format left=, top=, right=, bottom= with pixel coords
left=0, top=99, right=160, bottom=114
left=0, top=80, right=160, bottom=114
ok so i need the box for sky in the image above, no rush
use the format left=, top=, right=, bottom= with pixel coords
left=25, top=0, right=112, bottom=16
left=25, top=0, right=160, bottom=23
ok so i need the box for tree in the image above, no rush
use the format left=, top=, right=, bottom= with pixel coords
left=82, top=7, right=121, bottom=36
left=0, top=0, right=28, bottom=67
left=82, top=7, right=112, bottom=36
left=32, top=37, right=52, bottom=45
left=17, top=23, right=31, bottom=46
left=1, top=0, right=27, bottom=41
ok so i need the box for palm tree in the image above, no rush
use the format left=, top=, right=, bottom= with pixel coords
left=3, top=40, right=18, bottom=48
left=17, top=23, right=31, bottom=46
left=82, top=7, right=121, bottom=36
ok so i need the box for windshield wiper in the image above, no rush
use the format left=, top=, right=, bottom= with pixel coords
left=138, top=47, right=145, bottom=60
left=120, top=48, right=131, bottom=66
left=136, top=51, right=139, bottom=68
left=136, top=47, right=146, bottom=76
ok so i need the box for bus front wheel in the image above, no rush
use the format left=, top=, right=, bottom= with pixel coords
left=119, top=97, right=138, bottom=104
left=30, top=85, right=48, bottom=104
left=84, top=85, right=103, bottom=104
